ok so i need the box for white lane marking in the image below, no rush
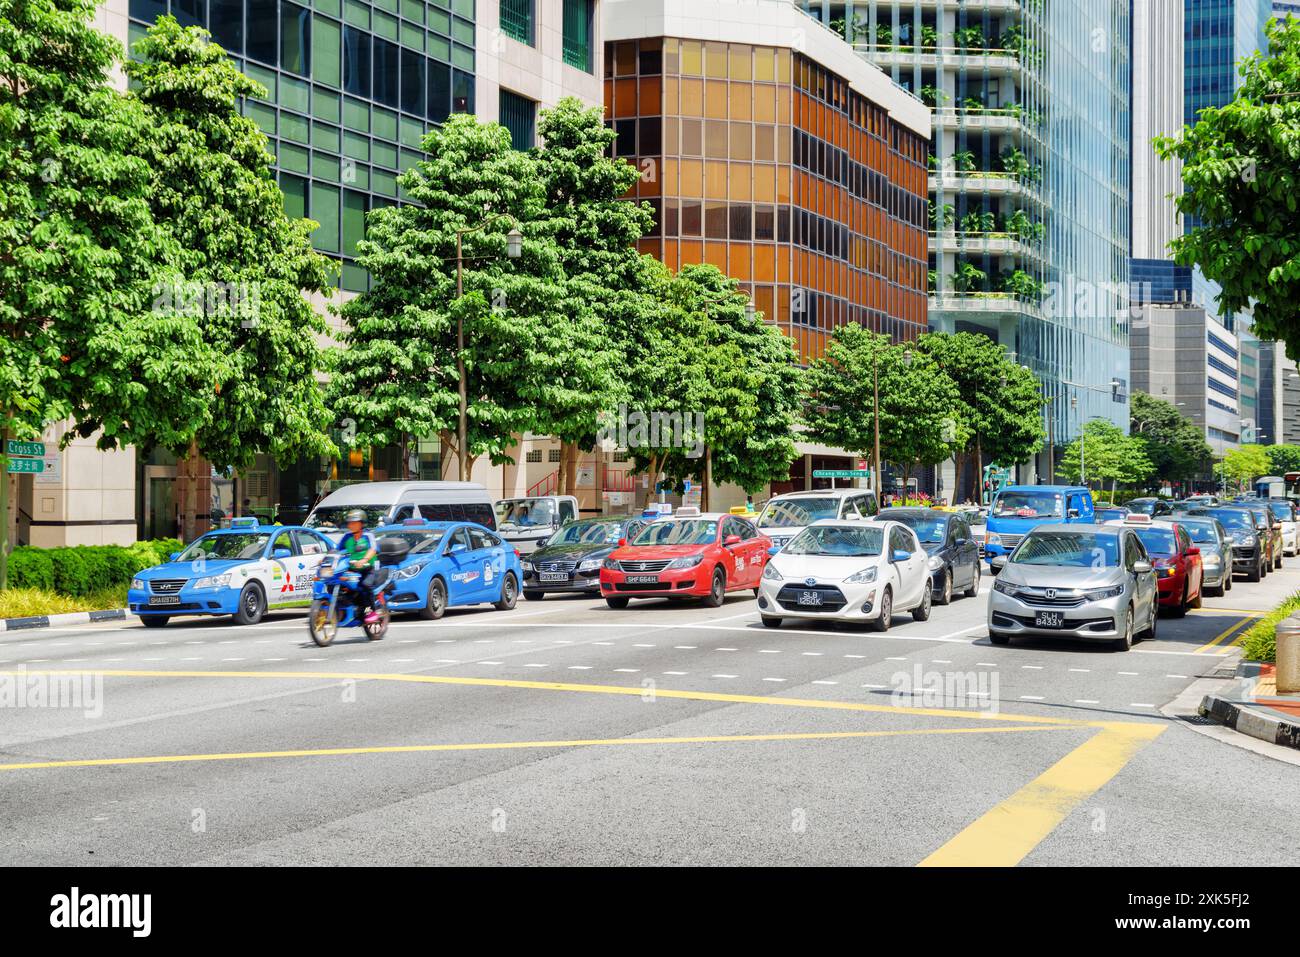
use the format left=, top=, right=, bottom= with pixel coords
left=593, top=641, right=615, bottom=646
left=663, top=671, right=688, bottom=676
left=1166, top=674, right=1189, bottom=679
left=262, top=658, right=288, bottom=662
left=1118, top=671, right=1139, bottom=676
left=303, top=658, right=328, bottom=662
left=1069, top=668, right=1091, bottom=673
left=478, top=660, right=504, bottom=665
left=434, top=659, right=459, bottom=664
left=1075, top=699, right=1100, bottom=704
left=844, top=654, right=866, bottom=659
left=861, top=683, right=888, bottom=689
left=674, top=646, right=698, bottom=650
left=932, top=659, right=952, bottom=664
left=398, top=640, right=418, bottom=644
left=811, top=680, right=838, bottom=686
left=712, top=674, right=739, bottom=679
left=801, top=652, right=823, bottom=657
left=976, top=662, right=998, bottom=667
left=567, top=665, right=591, bottom=670
left=1019, top=695, right=1046, bottom=701
left=886, top=656, right=907, bottom=661
left=523, top=663, right=547, bottom=668
left=612, top=668, right=639, bottom=673
left=1021, top=665, right=1043, bottom=670
left=633, top=643, right=655, bottom=648
left=758, top=649, right=781, bottom=654
left=762, top=677, right=786, bottom=683
left=717, top=647, right=739, bottom=652
left=221, top=657, right=247, bottom=662
left=1130, top=703, right=1156, bottom=708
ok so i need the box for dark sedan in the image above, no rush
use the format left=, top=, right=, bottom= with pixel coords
left=1125, top=497, right=1173, bottom=517
left=521, top=516, right=645, bottom=599
left=1186, top=507, right=1268, bottom=581
left=874, top=507, right=981, bottom=604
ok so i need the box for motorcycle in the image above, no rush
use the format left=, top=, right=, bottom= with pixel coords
left=308, top=553, right=396, bottom=646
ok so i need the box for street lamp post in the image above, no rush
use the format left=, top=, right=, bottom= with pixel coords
left=454, top=217, right=522, bottom=481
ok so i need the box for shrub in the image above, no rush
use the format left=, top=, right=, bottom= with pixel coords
left=8, top=547, right=54, bottom=591
left=5, top=538, right=184, bottom=598
left=1239, top=591, right=1300, bottom=663
left=50, top=547, right=93, bottom=597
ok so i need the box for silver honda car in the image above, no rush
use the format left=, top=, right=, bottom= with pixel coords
left=988, top=524, right=1159, bottom=651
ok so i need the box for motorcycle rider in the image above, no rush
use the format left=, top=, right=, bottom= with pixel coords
left=341, top=509, right=384, bottom=625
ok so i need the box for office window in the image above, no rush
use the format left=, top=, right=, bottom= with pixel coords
left=452, top=69, right=474, bottom=114
left=342, top=189, right=368, bottom=256
left=427, top=60, right=451, bottom=123
left=209, top=0, right=244, bottom=53
left=499, top=89, right=536, bottom=151
left=247, top=0, right=278, bottom=64
left=401, top=47, right=425, bottom=116
left=313, top=15, right=341, bottom=87
left=280, top=1, right=311, bottom=76
left=311, top=182, right=340, bottom=252
left=342, top=26, right=370, bottom=96
left=561, top=0, right=593, bottom=72
left=373, top=37, right=400, bottom=108
left=281, top=173, right=308, bottom=219
left=173, top=0, right=204, bottom=28
left=500, top=0, right=532, bottom=45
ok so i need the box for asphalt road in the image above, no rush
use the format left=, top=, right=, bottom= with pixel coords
left=2, top=562, right=1299, bottom=866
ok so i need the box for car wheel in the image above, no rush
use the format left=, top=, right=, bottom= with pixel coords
left=935, top=569, right=952, bottom=606
left=701, top=567, right=727, bottom=608
left=752, top=586, right=761, bottom=596
left=232, top=582, right=266, bottom=625
left=1276, top=550, right=1284, bottom=569
left=1169, top=583, right=1188, bottom=618
left=761, top=615, right=782, bottom=628
left=871, top=587, right=892, bottom=633
left=523, top=590, right=545, bottom=601
left=1225, top=573, right=1233, bottom=592
left=912, top=583, right=932, bottom=622
left=963, top=563, right=980, bottom=599
left=419, top=577, right=447, bottom=620
left=605, top=596, right=630, bottom=609
left=1189, top=580, right=1203, bottom=609
left=1138, top=601, right=1158, bottom=641
left=1248, top=561, right=1262, bottom=583
left=988, top=631, right=1011, bottom=646
left=1113, top=605, right=1134, bottom=651
left=140, top=616, right=169, bottom=628
left=494, top=572, right=518, bottom=611
left=1206, top=578, right=1224, bottom=598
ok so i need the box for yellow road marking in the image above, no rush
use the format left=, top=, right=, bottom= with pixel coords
left=918, top=722, right=1166, bottom=867
left=1187, top=608, right=1268, bottom=617
left=1194, top=617, right=1255, bottom=655
left=0, top=668, right=1148, bottom=731
left=0, top=724, right=1073, bottom=772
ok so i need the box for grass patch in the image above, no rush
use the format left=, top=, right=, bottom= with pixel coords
left=1238, top=590, right=1300, bottom=663
left=0, top=584, right=129, bottom=620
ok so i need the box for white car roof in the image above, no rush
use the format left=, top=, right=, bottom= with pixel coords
left=315, top=481, right=488, bottom=505
left=769, top=488, right=874, bottom=500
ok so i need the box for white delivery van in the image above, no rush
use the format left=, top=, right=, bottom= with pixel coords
left=494, top=495, right=580, bottom=554
left=305, top=482, right=497, bottom=540
left=756, top=487, right=879, bottom=551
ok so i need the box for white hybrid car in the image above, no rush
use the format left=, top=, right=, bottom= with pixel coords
left=756, top=519, right=932, bottom=631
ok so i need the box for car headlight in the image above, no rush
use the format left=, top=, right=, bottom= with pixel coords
left=762, top=562, right=783, bottom=581
left=927, top=555, right=944, bottom=571
left=393, top=561, right=428, bottom=581
left=844, top=566, right=878, bottom=584
left=602, top=558, right=619, bottom=570
left=1082, top=584, right=1124, bottom=600
left=577, top=559, right=602, bottom=572
left=667, top=554, right=704, bottom=569
left=521, top=560, right=534, bottom=572
left=985, top=532, right=1002, bottom=546
left=131, top=578, right=145, bottom=591
left=1238, top=534, right=1258, bottom=546
left=993, top=578, right=1021, bottom=596
left=193, top=573, right=232, bottom=589
left=1203, top=553, right=1221, bottom=565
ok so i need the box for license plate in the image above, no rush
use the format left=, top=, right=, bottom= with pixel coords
left=1034, top=611, right=1064, bottom=628
left=148, top=596, right=181, bottom=606
left=538, top=572, right=569, bottom=582
left=797, top=590, right=824, bottom=606
left=625, top=575, right=659, bottom=584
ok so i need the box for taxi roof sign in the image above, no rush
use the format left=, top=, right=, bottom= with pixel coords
left=675, top=506, right=701, bottom=517
left=1123, top=513, right=1153, bottom=524
left=229, top=516, right=260, bottom=529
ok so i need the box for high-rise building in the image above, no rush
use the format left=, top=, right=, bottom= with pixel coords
left=1131, top=0, right=1183, bottom=262
left=800, top=0, right=1134, bottom=485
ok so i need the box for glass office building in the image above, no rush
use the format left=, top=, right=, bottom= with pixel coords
left=801, top=0, right=1133, bottom=480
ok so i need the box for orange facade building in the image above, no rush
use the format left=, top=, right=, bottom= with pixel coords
left=604, top=19, right=929, bottom=362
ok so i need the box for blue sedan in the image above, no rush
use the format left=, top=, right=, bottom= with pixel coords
left=375, top=520, right=523, bottom=619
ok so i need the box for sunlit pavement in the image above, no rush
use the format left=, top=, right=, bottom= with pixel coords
left=1, top=563, right=1297, bottom=866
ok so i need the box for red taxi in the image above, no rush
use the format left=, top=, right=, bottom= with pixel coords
left=599, top=508, right=771, bottom=608
left=1126, top=515, right=1203, bottom=617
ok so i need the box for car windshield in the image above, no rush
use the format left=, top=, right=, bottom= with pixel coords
left=885, top=513, right=948, bottom=543
left=306, top=505, right=388, bottom=530
left=1173, top=521, right=1219, bottom=544
left=1097, top=509, right=1128, bottom=521
left=376, top=529, right=446, bottom=554
left=1134, top=528, right=1177, bottom=555
left=496, top=498, right=557, bottom=527
left=992, top=491, right=1063, bottom=519
left=1127, top=499, right=1157, bottom=515
left=1011, top=531, right=1119, bottom=567
left=548, top=521, right=626, bottom=545
left=1193, top=508, right=1252, bottom=531
left=1268, top=502, right=1295, bottom=521
left=757, top=497, right=841, bottom=527
left=783, top=525, right=883, bottom=557
left=632, top=520, right=718, bottom=546
left=176, top=533, right=269, bottom=562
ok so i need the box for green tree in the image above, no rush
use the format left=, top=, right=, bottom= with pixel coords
left=915, top=332, right=1042, bottom=502
left=0, top=0, right=183, bottom=584
left=1155, top=15, right=1300, bottom=359
left=1265, top=443, right=1300, bottom=475
left=1220, top=443, right=1272, bottom=491
left=1129, top=391, right=1213, bottom=486
left=124, top=18, right=338, bottom=537
left=1057, top=420, right=1153, bottom=497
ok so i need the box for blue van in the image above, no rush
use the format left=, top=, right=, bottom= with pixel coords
left=983, top=485, right=1094, bottom=566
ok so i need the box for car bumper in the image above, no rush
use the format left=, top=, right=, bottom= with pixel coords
left=1230, top=546, right=1260, bottom=571
left=755, top=577, right=880, bottom=621
left=128, top=587, right=240, bottom=617
left=521, top=570, right=602, bottom=593
left=600, top=565, right=712, bottom=598
left=1155, top=574, right=1186, bottom=606
left=988, top=590, right=1127, bottom=641
left=1200, top=560, right=1227, bottom=587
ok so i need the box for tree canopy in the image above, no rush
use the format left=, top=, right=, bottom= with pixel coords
left=1128, top=391, right=1213, bottom=485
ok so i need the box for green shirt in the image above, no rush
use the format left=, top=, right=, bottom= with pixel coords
left=342, top=531, right=377, bottom=568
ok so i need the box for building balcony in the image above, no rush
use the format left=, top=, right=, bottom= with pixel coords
left=928, top=292, right=1043, bottom=319
left=858, top=45, right=1024, bottom=75
left=843, top=0, right=1024, bottom=12
left=934, top=108, right=1044, bottom=146
left=929, top=230, right=1044, bottom=262
left=928, top=172, right=1044, bottom=207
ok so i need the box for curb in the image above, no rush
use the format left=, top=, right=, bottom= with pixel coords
left=1199, top=693, right=1300, bottom=751
left=0, top=608, right=129, bottom=633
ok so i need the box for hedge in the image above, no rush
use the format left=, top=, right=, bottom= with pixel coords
left=1239, top=590, right=1300, bottom=663
left=6, top=539, right=184, bottom=598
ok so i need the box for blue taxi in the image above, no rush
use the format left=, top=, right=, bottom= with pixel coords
left=375, top=519, right=523, bottom=619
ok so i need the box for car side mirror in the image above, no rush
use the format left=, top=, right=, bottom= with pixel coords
left=768, top=545, right=780, bottom=557
left=1067, top=508, right=1080, bottom=519
left=1133, top=561, right=1153, bottom=574
left=891, top=549, right=910, bottom=563
left=955, top=537, right=968, bottom=546
left=1187, top=546, right=1200, bottom=556
left=991, top=555, right=1008, bottom=571
left=273, top=547, right=292, bottom=559
left=169, top=552, right=180, bottom=562
left=724, top=534, right=742, bottom=547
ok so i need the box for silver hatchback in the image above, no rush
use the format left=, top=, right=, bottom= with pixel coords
left=988, top=524, right=1159, bottom=651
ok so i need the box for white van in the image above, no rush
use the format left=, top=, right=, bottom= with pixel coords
left=757, top=487, right=879, bottom=551
left=305, top=482, right=497, bottom=538
left=494, top=494, right=580, bottom=554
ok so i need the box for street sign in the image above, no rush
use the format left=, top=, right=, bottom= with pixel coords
left=813, top=469, right=871, bottom=479
left=5, top=440, right=44, bottom=457
left=7, top=457, right=44, bottom=474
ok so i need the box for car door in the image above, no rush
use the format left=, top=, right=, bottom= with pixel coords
left=957, top=517, right=979, bottom=586
left=443, top=526, right=479, bottom=604
left=891, top=526, right=925, bottom=608
left=469, top=527, right=506, bottom=601
left=265, top=529, right=301, bottom=604
left=1178, top=525, right=1202, bottom=597
left=1125, top=533, right=1156, bottom=621
left=735, top=517, right=766, bottom=585
left=289, top=531, right=329, bottom=597
left=718, top=517, right=746, bottom=586
left=946, top=518, right=967, bottom=588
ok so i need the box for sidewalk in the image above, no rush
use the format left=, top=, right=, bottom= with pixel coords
left=1199, top=662, right=1300, bottom=751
